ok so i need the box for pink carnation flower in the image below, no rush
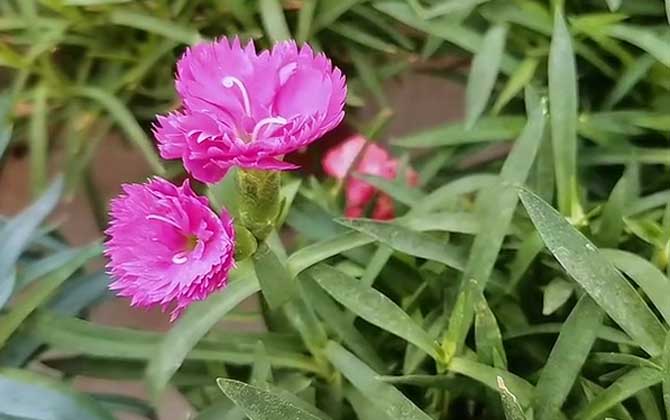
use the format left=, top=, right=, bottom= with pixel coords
left=104, top=177, right=235, bottom=320
left=322, top=135, right=419, bottom=220
left=155, top=37, right=347, bottom=183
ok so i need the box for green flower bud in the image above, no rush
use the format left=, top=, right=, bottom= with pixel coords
left=236, top=169, right=281, bottom=240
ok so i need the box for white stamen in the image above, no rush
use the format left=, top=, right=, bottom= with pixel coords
left=251, top=116, right=288, bottom=142
left=222, top=76, right=252, bottom=116
left=146, top=214, right=182, bottom=230
left=172, top=252, right=188, bottom=265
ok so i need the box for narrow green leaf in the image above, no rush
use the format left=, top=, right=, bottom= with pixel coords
left=474, top=288, right=507, bottom=368
left=146, top=266, right=260, bottom=398
left=314, top=0, right=363, bottom=30
left=663, top=332, right=670, bottom=419
left=597, top=168, right=635, bottom=247
left=400, top=212, right=480, bottom=235
left=336, top=218, right=465, bottom=270
left=0, top=368, right=113, bottom=420
left=360, top=245, right=393, bottom=287
left=283, top=290, right=329, bottom=358
left=605, top=0, right=623, bottom=12
left=109, top=10, right=202, bottom=44
left=443, top=88, right=546, bottom=361
left=259, top=0, right=291, bottom=42
left=345, top=388, right=394, bottom=420
left=608, top=24, right=670, bottom=67
left=350, top=48, right=387, bottom=106
left=393, top=115, right=525, bottom=148
left=498, top=376, right=528, bottom=420
left=575, top=368, right=664, bottom=420
left=329, top=22, right=398, bottom=53
left=92, top=394, right=157, bottom=420
left=603, top=54, right=655, bottom=109
left=0, top=176, right=63, bottom=308
left=28, top=84, right=48, bottom=194
left=448, top=357, right=534, bottom=405
left=71, top=86, right=164, bottom=174
left=465, top=25, right=507, bottom=128
left=0, top=243, right=100, bottom=347
left=493, top=57, right=539, bottom=114
left=549, top=9, right=579, bottom=217
left=296, top=0, right=317, bottom=42
left=310, top=264, right=439, bottom=360
left=325, top=341, right=433, bottom=420
left=374, top=1, right=517, bottom=74
left=636, top=388, right=662, bottom=420
left=253, top=242, right=296, bottom=310
left=350, top=5, right=415, bottom=50
left=355, top=174, right=425, bottom=206
left=533, top=296, right=604, bottom=420
left=217, top=379, right=323, bottom=420
left=542, top=277, right=574, bottom=315
left=0, top=93, right=12, bottom=159
left=602, top=249, right=670, bottom=325
left=30, top=314, right=318, bottom=373
left=0, top=270, right=110, bottom=367
left=504, top=323, right=636, bottom=346
left=411, top=174, right=498, bottom=215
left=580, top=378, right=634, bottom=420
left=519, top=189, right=666, bottom=356
left=287, top=231, right=372, bottom=277
left=590, top=352, right=662, bottom=370
left=301, top=276, right=386, bottom=372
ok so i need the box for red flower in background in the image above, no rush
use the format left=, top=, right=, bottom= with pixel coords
left=322, top=135, right=418, bottom=220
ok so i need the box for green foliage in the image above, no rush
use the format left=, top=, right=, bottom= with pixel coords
left=5, top=0, right=670, bottom=419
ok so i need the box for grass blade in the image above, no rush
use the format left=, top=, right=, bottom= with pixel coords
left=443, top=88, right=546, bottom=361
left=533, top=296, right=604, bottom=420
left=0, top=176, right=63, bottom=308
left=71, top=86, right=164, bottom=174
left=296, top=0, right=317, bottom=43
left=253, top=242, right=296, bottom=310
left=608, top=24, right=670, bottom=67
left=602, top=249, right=670, bottom=325
left=0, top=244, right=101, bottom=348
left=549, top=9, right=579, bottom=217
left=325, top=341, right=433, bottom=420
left=217, top=379, right=324, bottom=420
left=28, top=84, right=48, bottom=194
left=146, top=265, right=260, bottom=399
left=259, top=0, right=291, bottom=42
left=310, top=264, right=439, bottom=360
left=0, top=368, right=113, bottom=419
left=392, top=115, right=525, bottom=148
left=465, top=25, right=507, bottom=128
left=109, top=10, right=201, bottom=44
left=519, top=189, right=666, bottom=356
left=497, top=376, right=528, bottom=420
left=493, top=57, right=539, bottom=114
left=336, top=218, right=465, bottom=270
left=575, top=368, right=663, bottom=420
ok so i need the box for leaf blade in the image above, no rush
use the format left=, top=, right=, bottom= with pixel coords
left=519, top=189, right=666, bottom=356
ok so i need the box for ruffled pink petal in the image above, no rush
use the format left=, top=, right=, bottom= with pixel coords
left=154, top=37, right=347, bottom=183
left=104, top=177, right=235, bottom=320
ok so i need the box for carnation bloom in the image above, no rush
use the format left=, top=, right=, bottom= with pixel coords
left=104, top=177, right=235, bottom=320
left=155, top=37, right=346, bottom=183
left=322, top=135, right=419, bottom=220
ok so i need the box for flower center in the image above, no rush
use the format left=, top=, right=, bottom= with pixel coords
left=221, top=76, right=288, bottom=142
left=147, top=214, right=199, bottom=265
left=170, top=235, right=198, bottom=265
